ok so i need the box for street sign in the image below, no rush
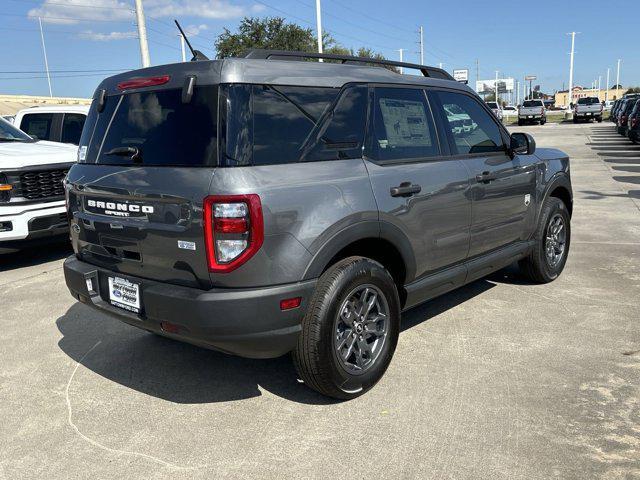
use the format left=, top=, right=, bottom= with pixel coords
left=525, top=75, right=537, bottom=81
left=453, top=69, right=469, bottom=84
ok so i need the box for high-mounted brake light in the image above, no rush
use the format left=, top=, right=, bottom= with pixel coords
left=117, top=75, right=170, bottom=91
left=203, top=194, right=264, bottom=273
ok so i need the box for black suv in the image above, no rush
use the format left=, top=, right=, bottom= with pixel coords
left=64, top=51, right=572, bottom=399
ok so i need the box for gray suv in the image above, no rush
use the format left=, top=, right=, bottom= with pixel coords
left=63, top=50, right=573, bottom=399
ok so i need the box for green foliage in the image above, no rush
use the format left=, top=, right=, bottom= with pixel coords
left=215, top=16, right=395, bottom=71
left=625, top=87, right=640, bottom=95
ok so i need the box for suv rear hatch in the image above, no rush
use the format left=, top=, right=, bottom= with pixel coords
left=66, top=65, right=220, bottom=289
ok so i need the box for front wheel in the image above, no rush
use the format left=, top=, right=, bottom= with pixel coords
left=293, top=257, right=400, bottom=400
left=519, top=197, right=571, bottom=283
left=518, top=119, right=524, bottom=126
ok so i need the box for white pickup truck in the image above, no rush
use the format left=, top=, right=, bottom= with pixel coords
left=573, top=97, right=603, bottom=123
left=0, top=117, right=77, bottom=253
left=518, top=99, right=547, bottom=125
left=13, top=105, right=89, bottom=145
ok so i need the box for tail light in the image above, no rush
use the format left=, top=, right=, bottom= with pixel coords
left=540, top=107, right=544, bottom=115
left=203, top=194, right=263, bottom=273
left=621, top=115, right=628, bottom=125
left=117, top=75, right=170, bottom=91
left=631, top=117, right=639, bottom=129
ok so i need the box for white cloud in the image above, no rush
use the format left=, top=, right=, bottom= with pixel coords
left=79, top=30, right=137, bottom=41
left=28, top=0, right=134, bottom=24
left=28, top=0, right=262, bottom=25
left=183, top=24, right=208, bottom=36
left=145, top=0, right=250, bottom=20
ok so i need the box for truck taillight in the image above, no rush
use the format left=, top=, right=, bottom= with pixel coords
left=540, top=107, right=544, bottom=115
left=203, top=194, right=263, bottom=273
left=631, top=117, right=638, bottom=128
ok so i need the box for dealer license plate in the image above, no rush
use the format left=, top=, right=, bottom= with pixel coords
left=108, top=276, right=140, bottom=313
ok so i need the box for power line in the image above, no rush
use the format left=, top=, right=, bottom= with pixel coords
left=7, top=0, right=133, bottom=11
left=324, top=0, right=410, bottom=34
left=0, top=12, right=134, bottom=23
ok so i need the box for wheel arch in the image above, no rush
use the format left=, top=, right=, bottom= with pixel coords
left=301, top=220, right=416, bottom=306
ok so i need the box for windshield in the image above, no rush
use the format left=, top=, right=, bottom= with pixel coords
left=486, top=102, right=498, bottom=109
left=0, top=117, right=33, bottom=142
left=577, top=97, right=599, bottom=105
left=80, top=86, right=218, bottom=166
left=522, top=100, right=542, bottom=107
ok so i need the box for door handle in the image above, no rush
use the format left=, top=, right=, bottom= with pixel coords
left=475, top=171, right=497, bottom=183
left=390, top=182, right=421, bottom=197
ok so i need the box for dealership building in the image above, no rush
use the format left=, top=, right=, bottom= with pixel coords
left=555, top=86, right=625, bottom=107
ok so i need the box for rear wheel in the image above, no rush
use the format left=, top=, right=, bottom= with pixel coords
left=573, top=117, right=578, bottom=124
left=519, top=197, right=571, bottom=283
left=293, top=257, right=400, bottom=400
left=518, top=119, right=524, bottom=126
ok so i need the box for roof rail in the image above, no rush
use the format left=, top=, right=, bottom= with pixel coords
left=241, top=49, right=455, bottom=80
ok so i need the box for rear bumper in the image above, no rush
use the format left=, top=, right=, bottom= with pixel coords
left=63, top=255, right=317, bottom=359
left=574, top=112, right=601, bottom=119
left=518, top=114, right=543, bottom=120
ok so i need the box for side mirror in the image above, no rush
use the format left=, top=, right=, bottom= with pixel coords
left=510, top=132, right=535, bottom=156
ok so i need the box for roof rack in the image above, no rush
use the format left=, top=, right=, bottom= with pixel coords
left=241, top=49, right=455, bottom=81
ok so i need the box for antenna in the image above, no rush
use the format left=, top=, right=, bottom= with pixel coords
left=174, top=20, right=209, bottom=61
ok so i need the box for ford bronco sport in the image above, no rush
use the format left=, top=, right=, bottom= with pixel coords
left=63, top=50, right=572, bottom=399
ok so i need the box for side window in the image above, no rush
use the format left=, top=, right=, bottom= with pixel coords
left=20, top=113, right=54, bottom=140
left=435, top=91, right=505, bottom=155
left=61, top=113, right=86, bottom=145
left=303, top=85, right=368, bottom=162
left=252, top=85, right=338, bottom=165
left=367, top=87, right=439, bottom=161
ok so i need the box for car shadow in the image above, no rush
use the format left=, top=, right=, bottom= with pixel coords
left=56, top=270, right=522, bottom=405
left=0, top=240, right=71, bottom=272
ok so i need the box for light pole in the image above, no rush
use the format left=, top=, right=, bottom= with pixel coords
left=38, top=17, right=52, bottom=97
left=179, top=34, right=186, bottom=62
left=605, top=68, right=610, bottom=102
left=398, top=49, right=404, bottom=74
left=567, top=32, right=577, bottom=110
left=315, top=0, right=323, bottom=60
left=616, top=59, right=621, bottom=100
left=134, top=0, right=150, bottom=67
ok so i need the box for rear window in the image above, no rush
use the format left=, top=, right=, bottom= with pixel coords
left=486, top=102, right=498, bottom=109
left=79, top=86, right=218, bottom=166
left=577, top=97, right=600, bottom=105
left=522, top=100, right=542, bottom=107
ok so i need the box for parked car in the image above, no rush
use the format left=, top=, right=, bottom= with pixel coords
left=617, top=98, right=638, bottom=136
left=1, top=115, right=15, bottom=123
left=0, top=117, right=77, bottom=253
left=485, top=101, right=503, bottom=121
left=502, top=105, right=518, bottom=117
left=603, top=100, right=615, bottom=111
left=573, top=97, right=603, bottom=123
left=518, top=99, right=547, bottom=125
left=13, top=105, right=89, bottom=146
left=624, top=99, right=640, bottom=141
left=63, top=50, right=573, bottom=400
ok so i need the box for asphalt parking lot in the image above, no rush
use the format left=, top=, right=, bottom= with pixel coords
left=2, top=122, right=639, bottom=479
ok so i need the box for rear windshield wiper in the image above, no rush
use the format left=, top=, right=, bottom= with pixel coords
left=105, top=146, right=142, bottom=163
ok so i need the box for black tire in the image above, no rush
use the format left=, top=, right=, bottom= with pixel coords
left=518, top=119, right=523, bottom=126
left=540, top=118, right=546, bottom=125
left=519, top=197, right=571, bottom=283
left=597, top=117, right=602, bottom=123
left=573, top=117, right=578, bottom=124
left=293, top=256, right=400, bottom=400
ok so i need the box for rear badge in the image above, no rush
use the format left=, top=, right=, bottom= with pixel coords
left=178, top=240, right=196, bottom=251
left=524, top=194, right=531, bottom=207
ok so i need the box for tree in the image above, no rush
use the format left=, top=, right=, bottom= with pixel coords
left=625, top=87, right=640, bottom=95
left=215, top=17, right=315, bottom=58
left=215, top=17, right=395, bottom=71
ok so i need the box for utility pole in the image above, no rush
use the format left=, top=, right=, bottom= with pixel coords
left=616, top=58, right=621, bottom=100
left=419, top=26, right=424, bottom=65
left=475, top=59, right=479, bottom=89
left=598, top=75, right=601, bottom=99
left=438, top=62, right=443, bottom=69
left=495, top=70, right=499, bottom=104
left=134, top=0, right=150, bottom=67
left=398, top=49, right=404, bottom=74
left=38, top=17, right=52, bottom=97
left=605, top=67, right=610, bottom=102
left=516, top=80, right=520, bottom=105
left=179, top=34, right=186, bottom=62
left=315, top=0, right=323, bottom=61
left=567, top=32, right=577, bottom=109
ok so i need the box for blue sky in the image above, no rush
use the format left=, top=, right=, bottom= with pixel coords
left=1, top=0, right=637, bottom=98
